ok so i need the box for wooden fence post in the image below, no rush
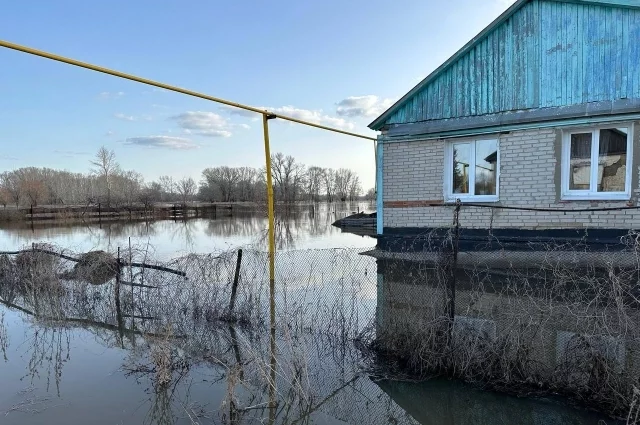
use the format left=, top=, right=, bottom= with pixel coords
left=448, top=201, right=461, bottom=341
left=115, top=246, right=124, bottom=343
left=228, top=249, right=243, bottom=315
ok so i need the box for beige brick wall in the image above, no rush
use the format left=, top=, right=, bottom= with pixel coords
left=377, top=266, right=640, bottom=384
left=382, top=124, right=640, bottom=229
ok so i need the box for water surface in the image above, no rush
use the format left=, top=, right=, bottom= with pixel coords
left=0, top=201, right=626, bottom=424
left=0, top=202, right=375, bottom=258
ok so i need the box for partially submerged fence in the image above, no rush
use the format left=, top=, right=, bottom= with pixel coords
left=373, top=204, right=640, bottom=420
left=1, top=208, right=640, bottom=420
left=9, top=203, right=236, bottom=222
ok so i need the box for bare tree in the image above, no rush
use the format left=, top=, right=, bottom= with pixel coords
left=236, top=167, right=258, bottom=201
left=112, top=170, right=144, bottom=206
left=90, top=146, right=120, bottom=206
left=176, top=177, right=196, bottom=205
left=348, top=175, right=362, bottom=201
left=335, top=168, right=355, bottom=201
left=200, top=167, right=240, bottom=202
left=324, top=168, right=336, bottom=202
left=0, top=188, right=8, bottom=207
left=306, top=166, right=325, bottom=203
left=21, top=178, right=48, bottom=206
left=364, top=187, right=376, bottom=201
left=140, top=182, right=162, bottom=208
left=158, top=175, right=176, bottom=202
left=271, top=153, right=306, bottom=204
left=0, top=171, right=21, bottom=207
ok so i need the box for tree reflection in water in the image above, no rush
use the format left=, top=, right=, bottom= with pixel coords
left=0, top=202, right=376, bottom=255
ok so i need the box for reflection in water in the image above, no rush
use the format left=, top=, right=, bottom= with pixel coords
left=0, top=202, right=375, bottom=257
left=375, top=254, right=635, bottom=423
left=22, top=326, right=70, bottom=397
left=377, top=379, right=611, bottom=425
left=0, top=216, right=618, bottom=424
left=0, top=312, right=7, bottom=361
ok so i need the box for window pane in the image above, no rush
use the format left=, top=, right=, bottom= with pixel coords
left=597, top=128, right=627, bottom=192
left=475, top=139, right=497, bottom=195
left=452, top=143, right=470, bottom=194
left=569, top=133, right=592, bottom=190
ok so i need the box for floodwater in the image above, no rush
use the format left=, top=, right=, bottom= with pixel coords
left=0, top=310, right=622, bottom=425
left=0, top=202, right=626, bottom=424
left=0, top=203, right=375, bottom=259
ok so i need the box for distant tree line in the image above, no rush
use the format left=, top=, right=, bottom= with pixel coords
left=0, top=147, right=374, bottom=208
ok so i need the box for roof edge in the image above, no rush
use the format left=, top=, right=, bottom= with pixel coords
left=383, top=98, right=640, bottom=138
left=368, top=0, right=530, bottom=131
left=554, top=0, right=640, bottom=9
left=368, top=0, right=640, bottom=132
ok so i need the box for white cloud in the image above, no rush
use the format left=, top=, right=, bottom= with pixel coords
left=220, top=105, right=355, bottom=130
left=114, top=113, right=137, bottom=121
left=218, top=105, right=259, bottom=118
left=171, top=111, right=233, bottom=138
left=0, top=154, right=18, bottom=160
left=124, top=136, right=199, bottom=150
left=268, top=106, right=355, bottom=130
left=239, top=123, right=251, bottom=130
left=105, top=130, right=114, bottom=137
left=335, top=95, right=395, bottom=118
left=98, top=91, right=125, bottom=100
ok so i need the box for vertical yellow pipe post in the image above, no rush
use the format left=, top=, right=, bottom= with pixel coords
left=262, top=113, right=277, bottom=417
left=262, top=113, right=277, bottom=325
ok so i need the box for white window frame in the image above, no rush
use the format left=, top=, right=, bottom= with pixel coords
left=561, top=124, right=634, bottom=201
left=444, top=138, right=500, bottom=203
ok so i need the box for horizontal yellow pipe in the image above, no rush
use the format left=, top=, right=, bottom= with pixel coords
left=0, top=39, right=376, bottom=141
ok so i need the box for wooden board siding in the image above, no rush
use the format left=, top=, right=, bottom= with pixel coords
left=380, top=0, right=640, bottom=127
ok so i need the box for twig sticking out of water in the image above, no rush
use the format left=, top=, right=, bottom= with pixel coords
left=2, top=386, right=67, bottom=416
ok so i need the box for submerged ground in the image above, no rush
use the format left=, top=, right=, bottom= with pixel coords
left=0, top=203, right=626, bottom=424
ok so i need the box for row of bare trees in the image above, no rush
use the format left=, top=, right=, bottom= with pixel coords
left=0, top=166, right=146, bottom=208
left=0, top=147, right=197, bottom=208
left=199, top=153, right=369, bottom=203
left=0, top=148, right=372, bottom=208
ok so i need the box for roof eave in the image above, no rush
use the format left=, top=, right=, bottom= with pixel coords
left=368, top=0, right=530, bottom=131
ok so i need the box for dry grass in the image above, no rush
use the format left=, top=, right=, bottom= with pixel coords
left=0, top=312, right=7, bottom=362
left=369, top=227, right=640, bottom=419
left=3, top=234, right=636, bottom=421
left=1, top=386, right=68, bottom=416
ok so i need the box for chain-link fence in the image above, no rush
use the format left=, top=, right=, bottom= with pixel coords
left=0, top=242, right=397, bottom=424
left=1, top=204, right=640, bottom=421
left=373, top=204, right=640, bottom=420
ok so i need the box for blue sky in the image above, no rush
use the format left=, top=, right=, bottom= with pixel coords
left=0, top=0, right=514, bottom=189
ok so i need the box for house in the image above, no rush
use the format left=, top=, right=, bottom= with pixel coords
left=369, top=0, right=640, bottom=250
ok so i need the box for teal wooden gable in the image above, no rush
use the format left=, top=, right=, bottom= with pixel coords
left=369, top=0, right=640, bottom=131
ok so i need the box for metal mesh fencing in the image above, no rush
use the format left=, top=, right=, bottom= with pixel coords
left=0, top=242, right=401, bottom=424
left=2, top=203, right=640, bottom=421
left=373, top=204, right=640, bottom=419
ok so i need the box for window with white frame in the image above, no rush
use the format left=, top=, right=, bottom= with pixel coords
left=445, top=139, right=499, bottom=202
left=561, top=126, right=633, bottom=200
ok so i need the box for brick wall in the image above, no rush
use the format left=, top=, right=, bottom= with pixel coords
left=382, top=124, right=640, bottom=229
